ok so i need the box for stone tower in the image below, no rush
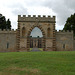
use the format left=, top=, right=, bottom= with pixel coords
left=17, top=15, right=56, bottom=51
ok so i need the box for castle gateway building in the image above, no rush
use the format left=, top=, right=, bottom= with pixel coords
left=0, top=15, right=75, bottom=52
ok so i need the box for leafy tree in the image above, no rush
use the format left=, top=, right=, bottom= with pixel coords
left=0, top=15, right=6, bottom=30
left=0, top=14, right=11, bottom=30
left=63, top=13, right=75, bottom=36
left=6, top=19, right=11, bottom=29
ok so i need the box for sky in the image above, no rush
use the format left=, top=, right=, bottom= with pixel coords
left=0, top=0, right=75, bottom=37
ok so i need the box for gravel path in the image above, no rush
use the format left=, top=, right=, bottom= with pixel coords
left=31, top=48, right=41, bottom=52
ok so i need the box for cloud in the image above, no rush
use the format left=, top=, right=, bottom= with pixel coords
left=3, top=0, right=28, bottom=15
left=12, top=7, right=28, bottom=15
left=43, top=0, right=75, bottom=26
left=64, top=0, right=75, bottom=10
left=23, top=0, right=45, bottom=6
left=0, top=0, right=75, bottom=30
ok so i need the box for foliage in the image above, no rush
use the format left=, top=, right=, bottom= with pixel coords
left=0, top=14, right=11, bottom=30
left=6, top=19, right=11, bottom=29
left=63, top=13, right=75, bottom=36
left=0, top=51, right=75, bottom=75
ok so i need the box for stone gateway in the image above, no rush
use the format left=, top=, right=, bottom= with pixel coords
left=0, top=15, right=75, bottom=52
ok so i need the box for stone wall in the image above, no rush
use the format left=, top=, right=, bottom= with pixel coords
left=56, top=30, right=74, bottom=51
left=0, top=29, right=17, bottom=52
left=0, top=15, right=74, bottom=52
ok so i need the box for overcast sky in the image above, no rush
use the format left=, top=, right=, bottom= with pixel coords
left=0, top=0, right=75, bottom=36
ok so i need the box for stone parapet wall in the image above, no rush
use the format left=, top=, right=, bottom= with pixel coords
left=0, top=29, right=16, bottom=33
left=56, top=30, right=73, bottom=34
left=56, top=30, right=74, bottom=51
left=0, top=30, right=17, bottom=52
left=18, top=15, right=55, bottom=23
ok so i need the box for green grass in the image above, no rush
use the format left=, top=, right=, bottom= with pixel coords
left=0, top=51, right=75, bottom=75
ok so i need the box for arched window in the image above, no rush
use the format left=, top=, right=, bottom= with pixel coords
left=47, top=28, right=50, bottom=37
left=22, top=27, right=25, bottom=37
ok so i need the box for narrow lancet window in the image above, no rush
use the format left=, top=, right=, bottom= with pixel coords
left=63, top=44, right=65, bottom=49
left=7, top=42, right=9, bottom=49
left=22, top=27, right=25, bottom=37
left=47, top=28, right=50, bottom=37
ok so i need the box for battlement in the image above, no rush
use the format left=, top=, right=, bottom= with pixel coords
left=0, top=29, right=16, bottom=33
left=18, top=15, right=56, bottom=23
left=56, top=30, right=73, bottom=34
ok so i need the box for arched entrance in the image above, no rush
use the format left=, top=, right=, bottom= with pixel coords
left=27, top=25, right=46, bottom=51
left=30, top=27, right=43, bottom=48
left=17, top=15, right=56, bottom=51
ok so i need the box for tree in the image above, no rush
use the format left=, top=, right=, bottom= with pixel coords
left=0, top=14, right=11, bottom=30
left=0, top=14, right=6, bottom=30
left=63, top=13, right=75, bottom=36
left=6, top=19, right=11, bottom=29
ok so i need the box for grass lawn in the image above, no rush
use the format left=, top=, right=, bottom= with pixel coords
left=0, top=51, right=75, bottom=75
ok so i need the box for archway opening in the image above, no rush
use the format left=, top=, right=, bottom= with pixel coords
left=29, top=27, right=43, bottom=51
left=30, top=27, right=43, bottom=37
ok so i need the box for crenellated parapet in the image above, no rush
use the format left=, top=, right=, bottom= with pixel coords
left=18, top=15, right=56, bottom=23
left=56, top=30, right=73, bottom=34
left=0, top=29, right=16, bottom=33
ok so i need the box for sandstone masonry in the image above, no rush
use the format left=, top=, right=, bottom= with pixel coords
left=0, top=15, right=75, bottom=52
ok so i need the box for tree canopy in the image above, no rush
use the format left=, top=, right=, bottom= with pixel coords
left=63, top=13, right=75, bottom=36
left=0, top=14, right=11, bottom=30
